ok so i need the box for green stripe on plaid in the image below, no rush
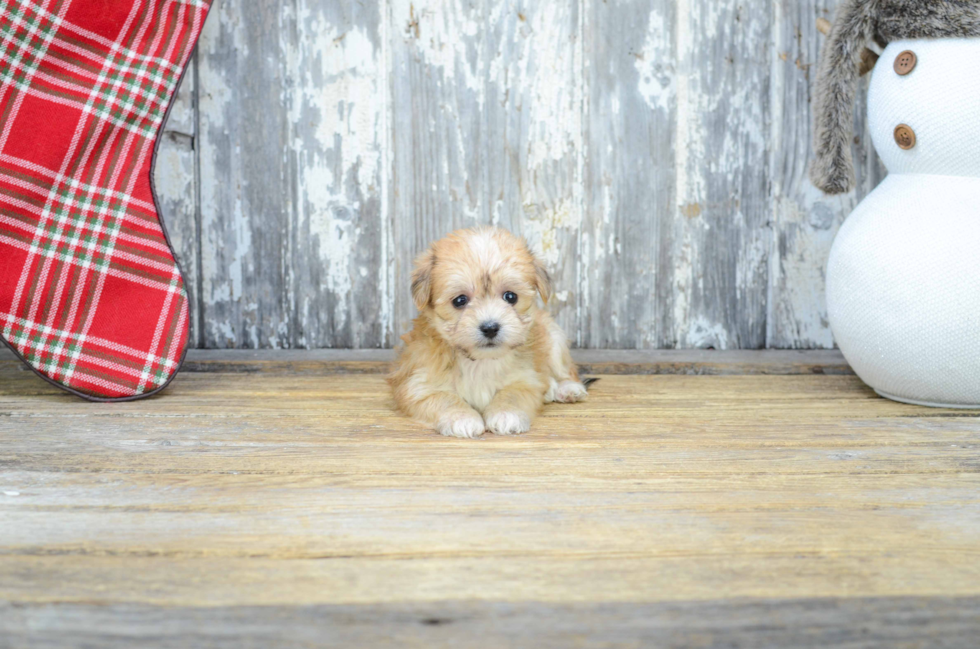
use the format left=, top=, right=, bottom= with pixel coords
left=6, top=0, right=181, bottom=89
left=27, top=1, right=187, bottom=76
left=24, top=176, right=127, bottom=278
left=1, top=4, right=179, bottom=139
left=1, top=311, right=179, bottom=369
left=0, top=1, right=62, bottom=100
left=2, top=311, right=181, bottom=382
left=0, top=155, right=158, bottom=211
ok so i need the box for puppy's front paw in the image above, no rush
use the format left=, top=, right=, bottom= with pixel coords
left=554, top=380, right=588, bottom=403
left=437, top=412, right=486, bottom=439
left=485, top=410, right=531, bottom=436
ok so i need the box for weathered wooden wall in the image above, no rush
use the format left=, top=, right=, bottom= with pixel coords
left=156, top=0, right=887, bottom=350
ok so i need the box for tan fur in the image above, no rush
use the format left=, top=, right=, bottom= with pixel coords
left=388, top=227, right=586, bottom=438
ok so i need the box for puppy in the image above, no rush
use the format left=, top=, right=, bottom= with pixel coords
left=388, top=227, right=589, bottom=438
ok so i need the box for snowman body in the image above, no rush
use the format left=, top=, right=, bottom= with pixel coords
left=826, top=39, right=980, bottom=407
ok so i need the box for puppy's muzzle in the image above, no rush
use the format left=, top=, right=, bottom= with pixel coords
left=479, top=321, right=501, bottom=341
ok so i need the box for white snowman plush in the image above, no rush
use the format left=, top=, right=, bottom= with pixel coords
left=811, top=1, right=980, bottom=407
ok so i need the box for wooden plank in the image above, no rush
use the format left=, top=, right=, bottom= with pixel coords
left=154, top=57, right=202, bottom=347
left=483, top=0, right=584, bottom=335
left=580, top=0, right=674, bottom=348
left=195, top=0, right=388, bottom=349
left=195, top=1, right=290, bottom=348
left=284, top=0, right=391, bottom=348
left=387, top=0, right=587, bottom=340
left=571, top=348, right=853, bottom=375
left=148, top=0, right=908, bottom=352
left=3, top=367, right=980, bottom=641
left=667, top=0, right=772, bottom=349
left=388, top=0, right=488, bottom=337
left=0, top=348, right=853, bottom=375
left=766, top=0, right=888, bottom=348
left=3, top=597, right=980, bottom=649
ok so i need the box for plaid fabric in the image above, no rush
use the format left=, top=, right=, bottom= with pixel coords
left=0, top=0, right=210, bottom=400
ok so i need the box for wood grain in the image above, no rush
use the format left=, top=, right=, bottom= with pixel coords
left=580, top=0, right=672, bottom=348
left=388, top=0, right=487, bottom=337
left=2, top=358, right=979, bottom=644
left=190, top=0, right=389, bottom=349
left=4, top=598, right=980, bottom=649
left=666, top=0, right=771, bottom=350
left=152, top=0, right=886, bottom=351
left=485, top=0, right=584, bottom=336
left=155, top=57, right=202, bottom=347
left=1, top=348, right=854, bottom=376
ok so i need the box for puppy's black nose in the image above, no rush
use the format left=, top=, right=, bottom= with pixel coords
left=480, top=321, right=500, bottom=340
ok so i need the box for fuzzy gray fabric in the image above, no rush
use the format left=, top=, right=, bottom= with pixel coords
left=811, top=0, right=980, bottom=194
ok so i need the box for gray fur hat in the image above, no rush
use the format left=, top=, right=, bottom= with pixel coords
left=811, top=0, right=980, bottom=194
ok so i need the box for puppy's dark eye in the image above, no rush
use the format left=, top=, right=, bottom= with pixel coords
left=452, top=295, right=468, bottom=308
left=503, top=291, right=518, bottom=305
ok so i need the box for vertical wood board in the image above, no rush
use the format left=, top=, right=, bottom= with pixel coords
left=155, top=58, right=202, bottom=347
left=155, top=0, right=887, bottom=350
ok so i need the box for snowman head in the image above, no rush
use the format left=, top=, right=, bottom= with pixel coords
left=809, top=0, right=980, bottom=195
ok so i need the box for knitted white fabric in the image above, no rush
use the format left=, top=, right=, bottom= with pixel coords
left=827, top=40, right=980, bottom=408
left=869, top=39, right=980, bottom=177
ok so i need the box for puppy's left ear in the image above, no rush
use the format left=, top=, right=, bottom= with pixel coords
left=411, top=249, right=435, bottom=311
left=532, top=255, right=552, bottom=304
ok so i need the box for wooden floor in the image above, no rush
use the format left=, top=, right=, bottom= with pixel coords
left=1, top=350, right=979, bottom=647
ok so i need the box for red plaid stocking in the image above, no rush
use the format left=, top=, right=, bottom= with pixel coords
left=0, top=0, right=211, bottom=400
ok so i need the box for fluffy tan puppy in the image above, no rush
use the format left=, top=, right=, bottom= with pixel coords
left=388, top=227, right=589, bottom=438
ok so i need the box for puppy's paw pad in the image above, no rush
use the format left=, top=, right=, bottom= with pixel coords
left=485, top=411, right=530, bottom=436
left=555, top=380, right=588, bottom=403
left=438, top=414, right=486, bottom=439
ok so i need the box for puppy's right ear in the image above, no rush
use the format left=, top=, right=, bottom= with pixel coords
left=411, top=249, right=435, bottom=310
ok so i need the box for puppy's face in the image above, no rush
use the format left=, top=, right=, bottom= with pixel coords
left=412, top=228, right=551, bottom=360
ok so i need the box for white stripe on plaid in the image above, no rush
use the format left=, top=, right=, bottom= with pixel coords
left=2, top=68, right=172, bottom=138
left=17, top=333, right=161, bottom=385
left=1, top=153, right=158, bottom=212
left=1, top=210, right=172, bottom=256
left=0, top=217, right=184, bottom=275
left=0, top=169, right=155, bottom=246
left=12, top=1, right=148, bottom=341
left=0, top=234, right=184, bottom=293
left=136, top=264, right=184, bottom=393
left=179, top=0, right=209, bottom=12
left=17, top=55, right=169, bottom=111
left=0, top=0, right=77, bottom=348
left=10, top=1, right=184, bottom=76
left=0, top=311, right=178, bottom=369
left=4, top=284, right=182, bottom=385
left=57, top=1, right=185, bottom=391
left=59, top=366, right=137, bottom=394
left=2, top=14, right=175, bottom=105
left=0, top=0, right=68, bottom=154
left=127, top=1, right=193, bottom=394
left=0, top=1, right=64, bottom=82
left=1, top=4, right=180, bottom=140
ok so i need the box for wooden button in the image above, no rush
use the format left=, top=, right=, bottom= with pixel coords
left=894, top=50, right=917, bottom=75
left=894, top=124, right=916, bottom=150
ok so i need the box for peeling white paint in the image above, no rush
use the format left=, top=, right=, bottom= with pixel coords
left=522, top=197, right=582, bottom=268
left=167, top=0, right=848, bottom=351
left=392, top=0, right=484, bottom=101
left=671, top=0, right=697, bottom=343
left=635, top=6, right=674, bottom=113
left=685, top=315, right=731, bottom=349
